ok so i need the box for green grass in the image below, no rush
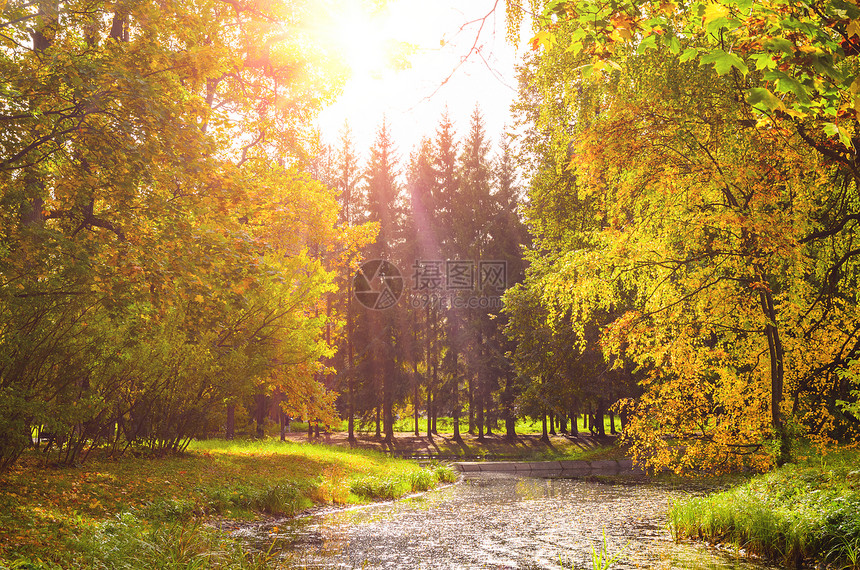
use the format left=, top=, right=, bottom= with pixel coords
left=669, top=447, right=860, bottom=568
left=0, top=438, right=459, bottom=568
left=387, top=415, right=622, bottom=436
left=347, top=464, right=456, bottom=501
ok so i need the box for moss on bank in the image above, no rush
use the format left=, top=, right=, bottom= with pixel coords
left=670, top=448, right=860, bottom=568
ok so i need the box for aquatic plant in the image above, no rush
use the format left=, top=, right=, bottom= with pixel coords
left=588, top=528, right=628, bottom=570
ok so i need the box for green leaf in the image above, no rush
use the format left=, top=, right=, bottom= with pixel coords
left=638, top=34, right=658, bottom=53
left=706, top=16, right=742, bottom=35
left=764, top=38, right=794, bottom=55
left=700, top=49, right=748, bottom=75
left=767, top=71, right=812, bottom=103
left=745, top=87, right=784, bottom=112
left=679, top=47, right=699, bottom=63
left=728, top=0, right=754, bottom=11
left=749, top=53, right=777, bottom=71
left=566, top=40, right=584, bottom=56
left=823, top=122, right=854, bottom=149
left=580, top=64, right=594, bottom=79
left=665, top=35, right=681, bottom=55
left=541, top=0, right=567, bottom=21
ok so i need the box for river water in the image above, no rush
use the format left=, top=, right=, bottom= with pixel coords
left=238, top=474, right=778, bottom=569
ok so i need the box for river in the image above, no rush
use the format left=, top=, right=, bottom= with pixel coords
left=236, top=474, right=779, bottom=569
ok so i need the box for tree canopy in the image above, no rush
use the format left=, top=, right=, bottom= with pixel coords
left=0, top=0, right=349, bottom=469
left=504, top=0, right=860, bottom=473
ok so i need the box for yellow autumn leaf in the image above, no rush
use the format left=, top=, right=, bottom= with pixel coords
left=702, top=3, right=730, bottom=26
left=848, top=19, right=860, bottom=38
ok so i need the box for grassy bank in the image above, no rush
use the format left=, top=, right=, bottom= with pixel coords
left=0, top=438, right=457, bottom=568
left=670, top=448, right=860, bottom=568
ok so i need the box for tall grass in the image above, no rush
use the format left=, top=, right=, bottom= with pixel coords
left=68, top=512, right=277, bottom=569
left=349, top=463, right=458, bottom=500
left=670, top=449, right=860, bottom=568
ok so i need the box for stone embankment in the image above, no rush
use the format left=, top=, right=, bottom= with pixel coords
left=453, top=459, right=643, bottom=477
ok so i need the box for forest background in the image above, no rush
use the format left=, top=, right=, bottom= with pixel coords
left=0, top=0, right=859, bottom=478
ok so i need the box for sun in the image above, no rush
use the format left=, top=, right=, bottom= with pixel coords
left=314, top=0, right=518, bottom=162
left=323, top=1, right=399, bottom=80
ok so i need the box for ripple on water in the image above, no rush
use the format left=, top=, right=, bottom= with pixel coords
left=240, top=476, right=780, bottom=570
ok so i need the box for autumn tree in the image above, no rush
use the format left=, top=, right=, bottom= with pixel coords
left=0, top=0, right=346, bottom=469
left=505, top=1, right=860, bottom=472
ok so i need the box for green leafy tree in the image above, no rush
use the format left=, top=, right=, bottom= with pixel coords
left=0, top=0, right=345, bottom=468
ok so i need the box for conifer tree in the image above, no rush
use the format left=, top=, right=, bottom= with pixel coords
left=335, top=122, right=362, bottom=443
left=360, top=119, right=405, bottom=444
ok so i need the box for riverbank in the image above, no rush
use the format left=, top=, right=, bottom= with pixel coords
left=0, top=438, right=456, bottom=568
left=670, top=447, right=860, bottom=569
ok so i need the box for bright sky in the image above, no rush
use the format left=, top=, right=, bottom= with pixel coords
left=314, top=0, right=528, bottom=162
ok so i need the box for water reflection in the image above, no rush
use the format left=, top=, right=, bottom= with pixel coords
left=238, top=475, right=777, bottom=569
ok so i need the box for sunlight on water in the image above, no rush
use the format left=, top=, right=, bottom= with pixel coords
left=236, top=476, right=779, bottom=570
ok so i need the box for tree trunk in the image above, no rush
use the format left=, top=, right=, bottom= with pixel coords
left=540, top=413, right=549, bottom=443
left=468, top=373, right=475, bottom=435
left=254, top=394, right=266, bottom=438
left=476, top=324, right=485, bottom=440
left=476, top=389, right=484, bottom=440
left=226, top=404, right=235, bottom=440
left=413, top=360, right=420, bottom=437
left=347, top=275, right=356, bottom=444
left=432, top=363, right=439, bottom=435
left=760, top=286, right=789, bottom=465
left=549, top=412, right=557, bottom=435
left=383, top=362, right=394, bottom=445
left=505, top=414, right=516, bottom=441
left=426, top=307, right=433, bottom=438
left=569, top=406, right=578, bottom=436
left=609, top=412, right=617, bottom=435
left=595, top=399, right=606, bottom=436
left=375, top=404, right=381, bottom=438
left=279, top=409, right=286, bottom=441
left=503, top=374, right=516, bottom=441
left=452, top=346, right=461, bottom=442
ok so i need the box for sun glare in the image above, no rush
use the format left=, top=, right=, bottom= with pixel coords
left=315, top=0, right=518, bottom=160
left=327, top=1, right=395, bottom=79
